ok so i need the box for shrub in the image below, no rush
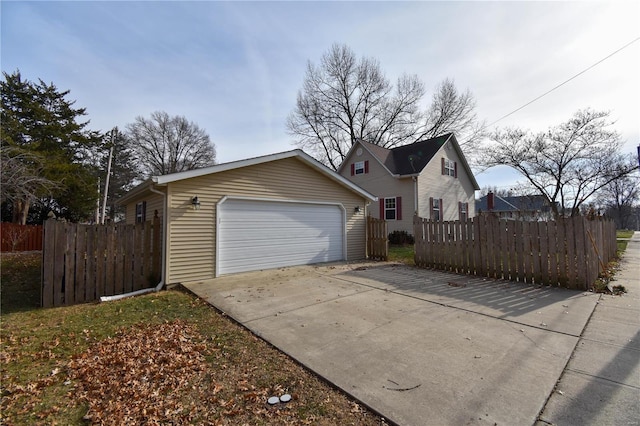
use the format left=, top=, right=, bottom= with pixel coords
left=388, top=230, right=414, bottom=245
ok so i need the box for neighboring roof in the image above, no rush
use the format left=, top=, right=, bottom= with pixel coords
left=340, top=133, right=480, bottom=190
left=476, top=194, right=551, bottom=212
left=119, top=149, right=377, bottom=205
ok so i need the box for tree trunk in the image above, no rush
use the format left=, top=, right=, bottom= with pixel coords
left=12, top=199, right=30, bottom=225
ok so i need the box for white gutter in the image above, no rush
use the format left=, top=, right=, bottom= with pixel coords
left=100, top=185, right=167, bottom=302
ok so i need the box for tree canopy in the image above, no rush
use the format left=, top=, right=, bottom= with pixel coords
left=287, top=43, right=483, bottom=170
left=1, top=71, right=101, bottom=223
left=125, top=111, right=217, bottom=177
left=480, top=109, right=638, bottom=218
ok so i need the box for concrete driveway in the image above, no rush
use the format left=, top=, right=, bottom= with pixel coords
left=183, top=262, right=599, bottom=426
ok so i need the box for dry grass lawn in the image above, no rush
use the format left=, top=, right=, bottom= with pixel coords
left=1, top=252, right=387, bottom=425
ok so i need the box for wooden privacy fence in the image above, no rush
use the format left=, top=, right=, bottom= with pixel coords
left=1, top=223, right=43, bottom=252
left=42, top=218, right=162, bottom=307
left=414, top=215, right=617, bottom=290
left=367, top=216, right=388, bottom=261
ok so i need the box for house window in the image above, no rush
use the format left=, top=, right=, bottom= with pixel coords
left=380, top=196, right=402, bottom=221
left=431, top=198, right=442, bottom=221
left=350, top=160, right=368, bottom=176
left=385, top=197, right=396, bottom=220
left=135, top=201, right=147, bottom=223
left=459, top=202, right=468, bottom=221
left=444, top=159, right=456, bottom=177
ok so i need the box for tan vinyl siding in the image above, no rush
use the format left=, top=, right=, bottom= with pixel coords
left=124, top=192, right=165, bottom=225
left=339, top=144, right=415, bottom=234
left=165, top=157, right=367, bottom=284
left=417, top=144, right=476, bottom=220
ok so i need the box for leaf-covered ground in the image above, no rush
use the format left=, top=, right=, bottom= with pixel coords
left=1, top=253, right=387, bottom=425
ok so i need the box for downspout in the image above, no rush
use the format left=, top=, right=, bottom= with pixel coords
left=100, top=184, right=167, bottom=302
left=413, top=176, right=418, bottom=216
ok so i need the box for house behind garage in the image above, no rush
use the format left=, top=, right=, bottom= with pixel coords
left=118, top=150, right=376, bottom=285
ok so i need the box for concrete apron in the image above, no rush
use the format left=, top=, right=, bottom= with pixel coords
left=184, top=263, right=599, bottom=426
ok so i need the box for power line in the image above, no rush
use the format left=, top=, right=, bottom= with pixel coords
left=486, top=36, right=640, bottom=129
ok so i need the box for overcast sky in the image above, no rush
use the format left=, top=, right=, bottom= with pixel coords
left=2, top=1, right=639, bottom=190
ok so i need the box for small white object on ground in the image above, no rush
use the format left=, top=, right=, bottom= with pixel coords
left=280, top=394, right=292, bottom=403
left=268, top=396, right=280, bottom=405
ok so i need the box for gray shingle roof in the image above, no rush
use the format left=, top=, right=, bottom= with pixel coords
left=359, top=133, right=452, bottom=176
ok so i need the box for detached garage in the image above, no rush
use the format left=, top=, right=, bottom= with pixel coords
left=119, top=150, right=376, bottom=285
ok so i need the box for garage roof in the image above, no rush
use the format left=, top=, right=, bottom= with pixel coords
left=120, top=149, right=377, bottom=204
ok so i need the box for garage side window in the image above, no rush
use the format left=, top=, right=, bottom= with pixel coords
left=136, top=201, right=147, bottom=223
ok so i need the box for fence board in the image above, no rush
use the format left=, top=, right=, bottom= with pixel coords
left=565, top=219, right=577, bottom=289
left=547, top=220, right=558, bottom=285
left=531, top=222, right=541, bottom=283
left=74, top=225, right=87, bottom=304
left=575, top=218, right=587, bottom=287
left=506, top=221, right=516, bottom=281
left=41, top=221, right=56, bottom=307
left=85, top=226, right=96, bottom=301
left=460, top=220, right=468, bottom=274
left=95, top=225, right=106, bottom=299
left=538, top=222, right=549, bottom=283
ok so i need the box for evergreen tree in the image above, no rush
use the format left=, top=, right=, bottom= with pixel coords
left=1, top=70, right=101, bottom=223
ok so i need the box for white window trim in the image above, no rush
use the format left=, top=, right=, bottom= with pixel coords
left=385, top=197, right=397, bottom=221
left=433, top=199, right=441, bottom=221
left=354, top=161, right=365, bottom=175
left=460, top=202, right=468, bottom=221
left=135, top=201, right=146, bottom=223
left=444, top=159, right=455, bottom=177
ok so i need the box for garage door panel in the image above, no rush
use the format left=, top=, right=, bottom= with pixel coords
left=218, top=199, right=344, bottom=275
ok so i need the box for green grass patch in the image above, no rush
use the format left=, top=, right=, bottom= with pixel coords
left=0, top=253, right=385, bottom=425
left=388, top=245, right=414, bottom=265
left=616, top=229, right=635, bottom=253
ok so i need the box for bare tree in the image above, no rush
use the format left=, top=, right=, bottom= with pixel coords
left=126, top=111, right=216, bottom=177
left=596, top=156, right=640, bottom=228
left=418, top=78, right=486, bottom=156
left=0, top=146, right=60, bottom=224
left=287, top=44, right=424, bottom=170
left=481, top=109, right=638, bottom=217
left=288, top=44, right=484, bottom=170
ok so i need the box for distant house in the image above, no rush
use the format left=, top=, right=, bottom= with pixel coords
left=338, top=133, right=480, bottom=235
left=476, top=192, right=554, bottom=221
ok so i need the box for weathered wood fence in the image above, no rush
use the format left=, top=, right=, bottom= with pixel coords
left=367, top=216, right=388, bottom=261
left=414, top=215, right=617, bottom=290
left=1, top=223, right=43, bottom=252
left=42, top=218, right=162, bottom=307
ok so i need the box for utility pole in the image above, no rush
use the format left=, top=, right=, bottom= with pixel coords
left=101, top=128, right=115, bottom=224
left=96, top=177, right=101, bottom=224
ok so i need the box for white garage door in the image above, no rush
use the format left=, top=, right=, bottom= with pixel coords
left=218, top=199, right=345, bottom=275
